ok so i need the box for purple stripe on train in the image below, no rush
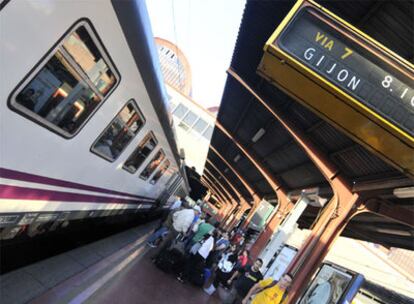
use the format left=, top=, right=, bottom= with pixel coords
left=0, top=184, right=154, bottom=205
left=0, top=167, right=153, bottom=201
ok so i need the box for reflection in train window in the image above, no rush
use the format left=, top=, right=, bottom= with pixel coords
left=150, top=159, right=170, bottom=185
left=91, top=100, right=145, bottom=161
left=11, top=22, right=119, bottom=137
left=139, top=149, right=165, bottom=180
left=63, top=26, right=116, bottom=96
left=123, top=133, right=157, bottom=174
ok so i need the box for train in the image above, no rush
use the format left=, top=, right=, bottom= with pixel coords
left=0, top=0, right=188, bottom=241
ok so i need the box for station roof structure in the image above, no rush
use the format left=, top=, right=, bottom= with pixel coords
left=203, top=0, right=414, bottom=249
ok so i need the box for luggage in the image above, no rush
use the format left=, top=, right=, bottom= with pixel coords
left=154, top=248, right=185, bottom=275
left=187, top=261, right=205, bottom=287
left=203, top=284, right=216, bottom=295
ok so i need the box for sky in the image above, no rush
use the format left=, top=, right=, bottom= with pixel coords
left=145, top=0, right=246, bottom=109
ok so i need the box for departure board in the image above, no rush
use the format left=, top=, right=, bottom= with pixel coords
left=274, top=7, right=414, bottom=137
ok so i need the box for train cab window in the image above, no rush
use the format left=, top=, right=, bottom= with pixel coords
left=91, top=100, right=145, bottom=161
left=11, top=22, right=119, bottom=137
left=150, top=159, right=170, bottom=185
left=139, top=149, right=165, bottom=180
left=123, top=133, right=157, bottom=174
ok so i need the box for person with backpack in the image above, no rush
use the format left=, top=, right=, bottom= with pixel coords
left=213, top=244, right=238, bottom=289
left=242, top=273, right=293, bottom=304
left=146, top=197, right=185, bottom=248
left=177, top=230, right=217, bottom=285
left=154, top=206, right=201, bottom=253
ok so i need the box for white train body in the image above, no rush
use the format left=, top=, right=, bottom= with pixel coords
left=0, top=0, right=186, bottom=236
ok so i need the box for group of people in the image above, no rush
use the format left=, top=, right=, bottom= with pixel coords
left=146, top=196, right=293, bottom=304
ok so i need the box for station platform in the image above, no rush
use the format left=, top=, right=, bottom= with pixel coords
left=0, top=222, right=220, bottom=304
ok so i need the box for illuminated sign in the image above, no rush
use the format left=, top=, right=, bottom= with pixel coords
left=258, top=0, right=414, bottom=176
left=277, top=8, right=413, bottom=136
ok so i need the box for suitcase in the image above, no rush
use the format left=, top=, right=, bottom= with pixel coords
left=187, top=262, right=206, bottom=287
left=154, top=248, right=185, bottom=275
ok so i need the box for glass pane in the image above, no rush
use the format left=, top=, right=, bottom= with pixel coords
left=16, top=52, right=101, bottom=135
left=63, top=26, right=116, bottom=96
left=123, top=134, right=157, bottom=173
left=192, top=118, right=208, bottom=133
left=182, top=111, right=198, bottom=126
left=91, top=101, right=145, bottom=161
left=202, top=125, right=213, bottom=140
left=172, top=103, right=188, bottom=119
left=150, top=160, right=170, bottom=185
left=139, top=149, right=165, bottom=180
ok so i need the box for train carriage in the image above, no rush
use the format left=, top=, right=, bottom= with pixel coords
left=0, top=0, right=188, bottom=240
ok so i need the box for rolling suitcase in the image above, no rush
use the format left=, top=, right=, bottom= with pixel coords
left=154, top=248, right=185, bottom=274
left=187, top=261, right=206, bottom=287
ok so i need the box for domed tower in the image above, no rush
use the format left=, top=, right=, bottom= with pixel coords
left=155, top=37, right=192, bottom=96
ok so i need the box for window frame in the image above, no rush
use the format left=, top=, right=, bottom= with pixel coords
left=7, top=18, right=121, bottom=139
left=122, top=131, right=158, bottom=174
left=90, top=99, right=146, bottom=162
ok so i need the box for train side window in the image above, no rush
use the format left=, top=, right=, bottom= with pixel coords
left=139, top=149, right=165, bottom=180
left=10, top=21, right=119, bottom=137
left=123, top=132, right=157, bottom=174
left=150, top=159, right=170, bottom=185
left=91, top=100, right=145, bottom=161
left=63, top=26, right=116, bottom=96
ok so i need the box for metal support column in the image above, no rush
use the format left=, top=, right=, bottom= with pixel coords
left=228, top=68, right=363, bottom=304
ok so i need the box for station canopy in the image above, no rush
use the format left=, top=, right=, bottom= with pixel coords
left=204, top=0, right=414, bottom=249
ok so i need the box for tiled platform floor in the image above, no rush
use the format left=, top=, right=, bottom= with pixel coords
left=86, top=248, right=221, bottom=304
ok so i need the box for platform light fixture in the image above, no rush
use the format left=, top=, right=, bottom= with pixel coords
left=234, top=154, right=241, bottom=162
left=224, top=168, right=229, bottom=173
left=251, top=128, right=266, bottom=143
left=393, top=187, right=414, bottom=198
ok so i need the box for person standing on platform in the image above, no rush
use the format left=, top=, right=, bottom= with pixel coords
left=242, top=273, right=293, bottom=304
left=153, top=206, right=201, bottom=253
left=190, top=220, right=217, bottom=248
left=236, top=249, right=249, bottom=269
left=170, top=196, right=184, bottom=210
left=224, top=258, right=264, bottom=304
left=178, top=230, right=217, bottom=284
left=146, top=196, right=184, bottom=248
left=214, top=244, right=238, bottom=289
left=207, top=231, right=230, bottom=266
